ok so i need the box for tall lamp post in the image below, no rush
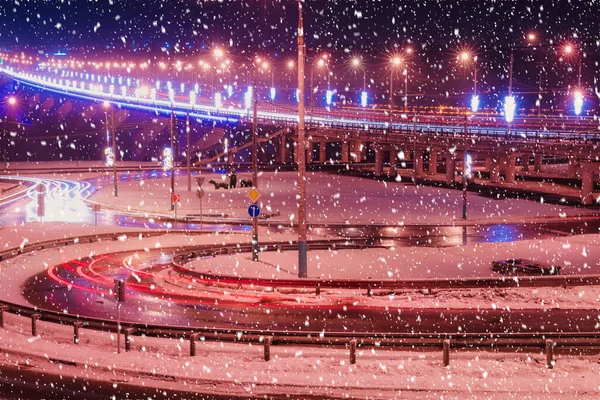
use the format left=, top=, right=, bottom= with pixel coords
left=3, top=96, right=17, bottom=168
left=103, top=101, right=117, bottom=197
left=169, top=91, right=175, bottom=211
left=297, top=0, right=308, bottom=278
left=459, top=51, right=479, bottom=113
left=389, top=56, right=401, bottom=128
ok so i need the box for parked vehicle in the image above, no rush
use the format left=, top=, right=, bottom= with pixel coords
left=492, top=258, right=561, bottom=275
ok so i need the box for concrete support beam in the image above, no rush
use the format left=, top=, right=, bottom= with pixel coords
left=414, top=148, right=424, bottom=178
left=521, top=153, right=532, bottom=171
left=319, top=141, right=327, bottom=163
left=341, top=141, right=350, bottom=163
left=445, top=152, right=456, bottom=185
left=581, top=167, right=595, bottom=205
left=389, top=147, right=398, bottom=177
left=429, top=149, right=439, bottom=175
left=505, top=154, right=517, bottom=183
left=534, top=153, right=543, bottom=172
left=374, top=145, right=384, bottom=176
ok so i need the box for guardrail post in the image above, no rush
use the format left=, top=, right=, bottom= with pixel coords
left=124, top=328, right=135, bottom=352
left=31, top=313, right=40, bottom=336
left=264, top=336, right=273, bottom=361
left=545, top=339, right=554, bottom=369
left=189, top=333, right=200, bottom=356
left=73, top=322, right=83, bottom=344
left=0, top=305, right=8, bottom=328
left=349, top=339, right=357, bottom=364
left=443, top=339, right=451, bottom=366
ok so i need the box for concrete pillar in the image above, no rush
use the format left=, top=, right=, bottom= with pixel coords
left=490, top=158, right=501, bottom=183
left=521, top=154, right=532, bottom=171
left=341, top=141, right=350, bottom=163
left=534, top=153, right=543, bottom=172
left=389, top=147, right=398, bottom=176
left=319, top=141, right=327, bottom=163
left=279, top=135, right=288, bottom=164
left=375, top=145, right=384, bottom=176
left=293, top=140, right=298, bottom=164
left=429, top=149, right=438, bottom=175
left=414, top=149, right=424, bottom=178
left=352, top=140, right=363, bottom=162
left=568, top=156, right=581, bottom=179
left=445, top=152, right=456, bottom=185
left=581, top=167, right=595, bottom=205
left=505, top=154, right=517, bottom=183
left=307, top=139, right=313, bottom=164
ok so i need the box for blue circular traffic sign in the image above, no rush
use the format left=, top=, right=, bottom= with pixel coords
left=248, top=204, right=260, bottom=218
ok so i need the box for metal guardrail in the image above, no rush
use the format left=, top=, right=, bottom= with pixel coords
left=171, top=241, right=600, bottom=292
left=1, top=234, right=600, bottom=367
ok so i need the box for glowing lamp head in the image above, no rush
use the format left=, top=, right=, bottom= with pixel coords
left=214, top=48, right=224, bottom=58
left=360, top=91, right=368, bottom=107
left=574, top=91, right=584, bottom=115
left=287, top=60, right=294, bottom=69
left=504, top=95, right=516, bottom=123
left=326, top=89, right=333, bottom=105
left=103, top=100, right=110, bottom=108
left=464, top=154, right=473, bottom=179
left=7, top=96, right=16, bottom=106
left=162, top=147, right=173, bottom=171
left=104, top=147, right=115, bottom=167
left=244, top=86, right=253, bottom=110
left=527, top=32, right=536, bottom=42
left=317, top=59, right=325, bottom=68
left=470, top=95, right=479, bottom=113
left=352, top=58, right=360, bottom=68
left=392, top=57, right=401, bottom=66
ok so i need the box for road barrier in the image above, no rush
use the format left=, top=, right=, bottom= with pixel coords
left=1, top=234, right=600, bottom=366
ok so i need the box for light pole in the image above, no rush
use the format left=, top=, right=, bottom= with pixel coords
left=4, top=96, right=16, bottom=168
left=170, top=102, right=175, bottom=211
left=389, top=56, right=401, bottom=129
left=458, top=50, right=479, bottom=112
left=103, top=101, right=117, bottom=197
left=186, top=113, right=191, bottom=192
left=297, top=0, right=308, bottom=278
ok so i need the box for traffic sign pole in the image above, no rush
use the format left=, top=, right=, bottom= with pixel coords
left=247, top=189, right=262, bottom=262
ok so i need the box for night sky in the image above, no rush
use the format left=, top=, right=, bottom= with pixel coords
left=0, top=1, right=598, bottom=108
left=0, top=1, right=597, bottom=54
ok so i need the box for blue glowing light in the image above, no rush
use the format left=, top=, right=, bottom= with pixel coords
left=504, top=95, right=516, bottom=123
left=214, top=92, right=222, bottom=108
left=244, top=86, right=253, bottom=110
left=360, top=91, right=368, bottom=107
left=464, top=154, right=472, bottom=179
left=470, top=95, right=479, bottom=113
left=163, top=147, right=173, bottom=170
left=270, top=87, right=276, bottom=101
left=326, top=90, right=334, bottom=105
left=574, top=91, right=584, bottom=115
left=104, top=147, right=115, bottom=167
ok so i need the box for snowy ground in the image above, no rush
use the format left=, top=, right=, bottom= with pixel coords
left=0, top=163, right=599, bottom=398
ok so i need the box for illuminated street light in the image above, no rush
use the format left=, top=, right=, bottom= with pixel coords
left=389, top=56, right=402, bottom=127
left=297, top=0, right=307, bottom=278
left=458, top=50, right=478, bottom=112
left=325, top=89, right=334, bottom=106
left=574, top=90, right=584, bottom=115
left=504, top=95, right=516, bottom=123
left=351, top=57, right=367, bottom=106
left=103, top=101, right=117, bottom=197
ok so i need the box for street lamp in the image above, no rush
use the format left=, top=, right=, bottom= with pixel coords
left=310, top=55, right=327, bottom=110
left=103, top=101, right=117, bottom=197
left=250, top=57, right=270, bottom=262
left=351, top=57, right=367, bottom=107
left=561, top=42, right=584, bottom=115
left=458, top=50, right=478, bottom=112
left=3, top=96, right=17, bottom=168
left=297, top=0, right=308, bottom=278
left=403, top=47, right=413, bottom=113
left=389, top=56, right=402, bottom=127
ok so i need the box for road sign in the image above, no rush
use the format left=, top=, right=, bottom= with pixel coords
left=196, top=189, right=205, bottom=199
left=248, top=204, right=260, bottom=218
left=172, top=194, right=181, bottom=203
left=195, top=177, right=206, bottom=187
left=247, top=187, right=261, bottom=203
